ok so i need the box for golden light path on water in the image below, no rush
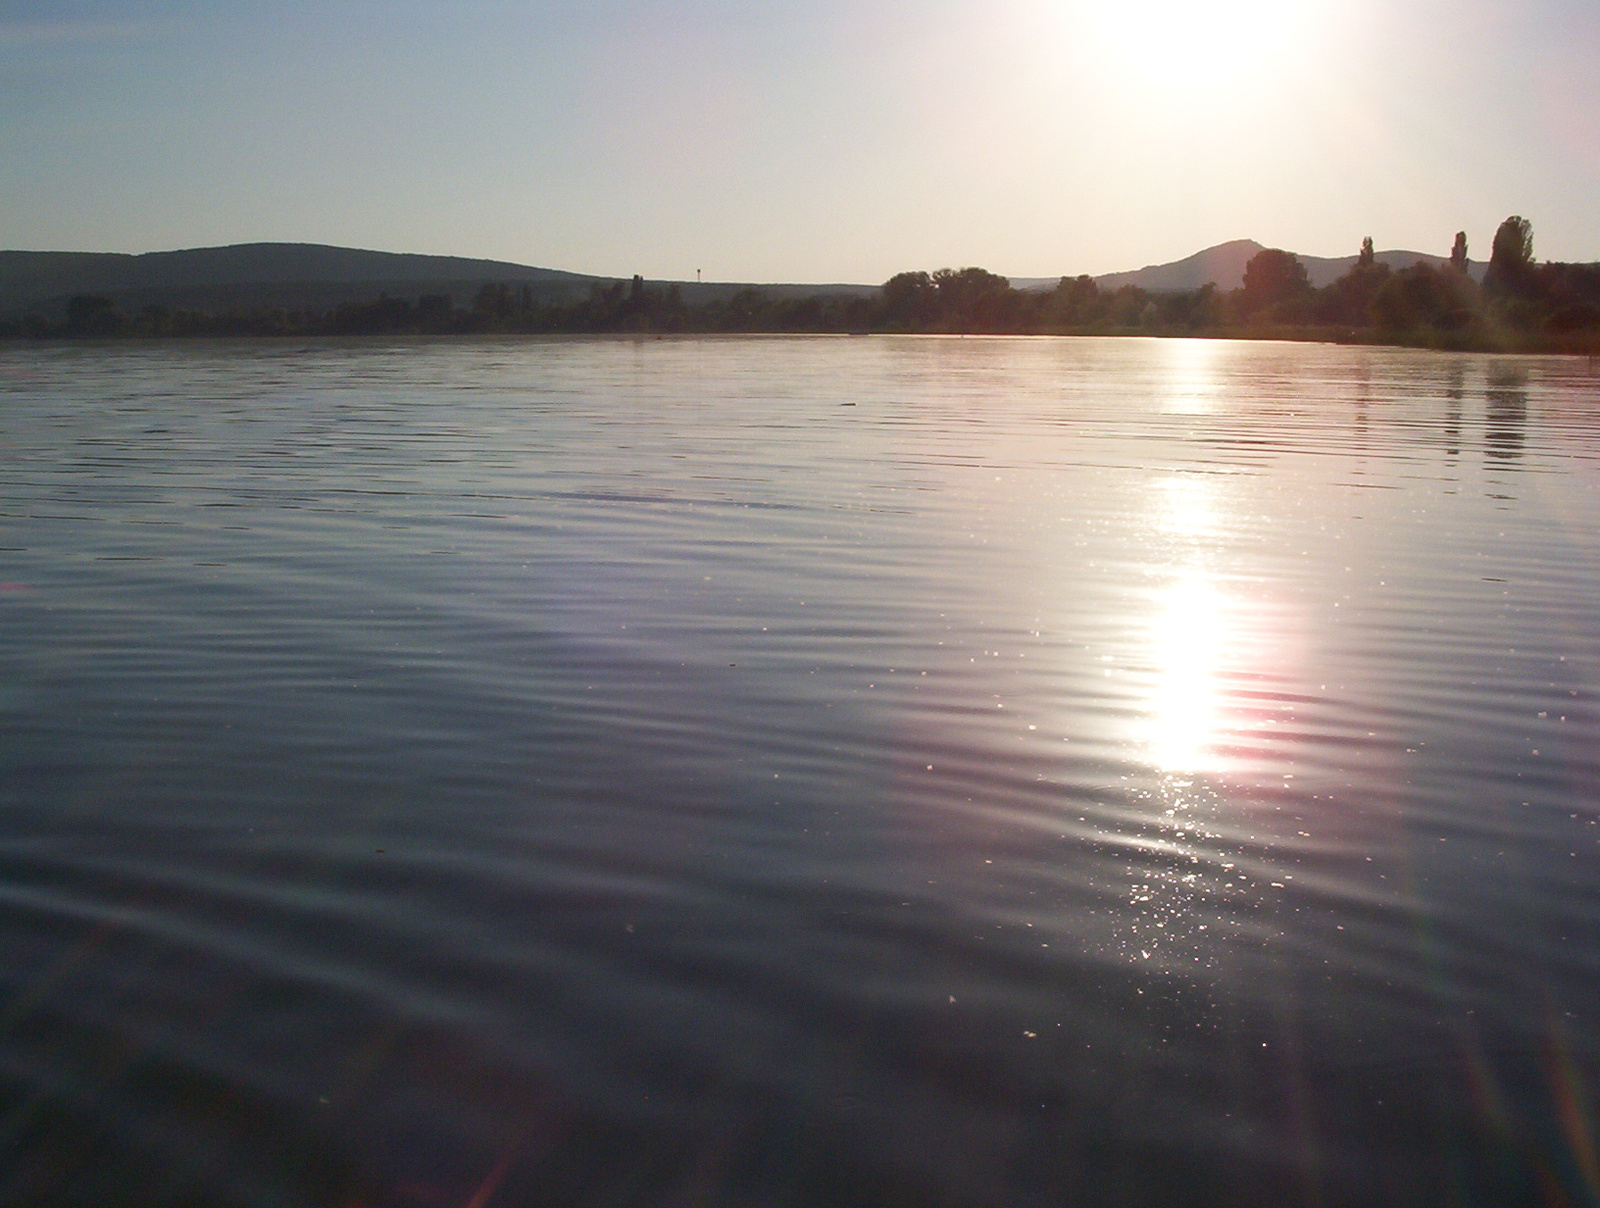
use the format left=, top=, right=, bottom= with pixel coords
left=1106, top=344, right=1309, bottom=975
left=1129, top=338, right=1312, bottom=785
left=1144, top=568, right=1230, bottom=775
left=1136, top=474, right=1307, bottom=784
left=1139, top=344, right=1235, bottom=777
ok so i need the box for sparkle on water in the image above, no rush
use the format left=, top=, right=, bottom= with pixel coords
left=1, top=335, right=1599, bottom=1208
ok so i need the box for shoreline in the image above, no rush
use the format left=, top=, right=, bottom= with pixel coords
left=5, top=327, right=1597, bottom=357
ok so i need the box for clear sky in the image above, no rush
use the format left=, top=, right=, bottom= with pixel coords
left=2, top=0, right=1596, bottom=281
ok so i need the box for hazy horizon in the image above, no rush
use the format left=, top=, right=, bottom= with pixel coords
left=0, top=235, right=1495, bottom=293
left=3, top=0, right=1597, bottom=281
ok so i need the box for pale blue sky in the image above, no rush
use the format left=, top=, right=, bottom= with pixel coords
left=2, top=0, right=1596, bottom=280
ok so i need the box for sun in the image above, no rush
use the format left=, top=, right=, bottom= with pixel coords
left=1079, top=0, right=1316, bottom=89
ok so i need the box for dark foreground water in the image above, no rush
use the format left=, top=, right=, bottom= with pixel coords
left=2, top=336, right=1599, bottom=1207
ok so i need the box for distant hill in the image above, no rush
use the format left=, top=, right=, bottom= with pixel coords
left=1016, top=239, right=1486, bottom=293
left=1296, top=245, right=1486, bottom=288
left=2, top=238, right=1505, bottom=320
left=0, top=242, right=877, bottom=317
left=0, top=243, right=610, bottom=316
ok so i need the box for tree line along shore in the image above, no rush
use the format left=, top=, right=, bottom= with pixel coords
left=6, top=218, right=1597, bottom=354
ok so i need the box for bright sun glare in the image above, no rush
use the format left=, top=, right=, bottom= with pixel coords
left=1136, top=475, right=1229, bottom=772
left=1146, top=572, right=1228, bottom=772
left=1082, top=0, right=1315, bottom=88
left=1136, top=470, right=1305, bottom=779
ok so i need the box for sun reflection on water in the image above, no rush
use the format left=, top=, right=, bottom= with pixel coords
left=1139, top=474, right=1232, bottom=774
left=1110, top=469, right=1298, bottom=973
left=1158, top=338, right=1227, bottom=415
left=1145, top=571, right=1229, bottom=773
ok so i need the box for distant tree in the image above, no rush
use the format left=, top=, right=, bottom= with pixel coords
left=1105, top=285, right=1149, bottom=327
left=1545, top=297, right=1600, bottom=333
left=1046, top=275, right=1100, bottom=328
left=882, top=271, right=937, bottom=325
left=722, top=288, right=767, bottom=330
left=1492, top=216, right=1533, bottom=267
left=136, top=303, right=171, bottom=336
left=883, top=267, right=1015, bottom=331
left=1484, top=216, right=1534, bottom=296
left=931, top=267, right=1011, bottom=324
left=416, top=293, right=455, bottom=332
left=66, top=294, right=120, bottom=336
left=1369, top=263, right=1476, bottom=334
left=1358, top=236, right=1375, bottom=268
left=474, top=282, right=515, bottom=317
left=1184, top=282, right=1222, bottom=328
left=1534, top=263, right=1600, bottom=333
left=1317, top=255, right=1391, bottom=326
left=1240, top=249, right=1311, bottom=315
left=331, top=295, right=412, bottom=335
left=1449, top=232, right=1468, bottom=273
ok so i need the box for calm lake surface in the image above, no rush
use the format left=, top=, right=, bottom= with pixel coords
left=3, top=335, right=1599, bottom=1207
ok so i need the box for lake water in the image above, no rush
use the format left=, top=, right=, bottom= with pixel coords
left=2, top=335, right=1599, bottom=1207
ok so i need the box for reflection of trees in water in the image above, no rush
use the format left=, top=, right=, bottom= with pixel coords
left=1484, top=366, right=1527, bottom=469
left=1443, top=363, right=1463, bottom=464
left=1352, top=361, right=1370, bottom=452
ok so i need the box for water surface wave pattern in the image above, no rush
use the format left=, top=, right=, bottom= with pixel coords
left=2, top=336, right=1599, bottom=1207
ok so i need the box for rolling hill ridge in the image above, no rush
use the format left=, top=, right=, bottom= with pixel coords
left=0, top=238, right=1495, bottom=317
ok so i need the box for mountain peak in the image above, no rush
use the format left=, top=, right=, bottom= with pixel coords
left=1093, top=240, right=1264, bottom=292
left=1089, top=239, right=1484, bottom=290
